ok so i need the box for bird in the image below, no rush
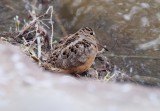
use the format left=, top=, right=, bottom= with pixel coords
left=46, top=27, right=98, bottom=74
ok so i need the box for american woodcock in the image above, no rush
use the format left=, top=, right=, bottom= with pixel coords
left=46, top=27, right=98, bottom=74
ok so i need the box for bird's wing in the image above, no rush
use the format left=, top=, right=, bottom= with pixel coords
left=52, top=39, right=96, bottom=69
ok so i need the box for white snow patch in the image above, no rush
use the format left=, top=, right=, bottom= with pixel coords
left=123, top=14, right=131, bottom=21
left=0, top=99, right=10, bottom=108
left=107, top=105, right=118, bottom=111
left=0, top=76, right=12, bottom=85
left=0, top=90, right=6, bottom=96
left=87, top=83, right=96, bottom=92
left=140, top=16, right=150, bottom=27
left=60, top=76, right=77, bottom=84
left=129, top=67, right=133, bottom=73
left=136, top=36, right=160, bottom=50
left=0, top=67, right=5, bottom=75
left=11, top=53, right=21, bottom=62
left=123, top=6, right=141, bottom=21
left=15, top=62, right=25, bottom=70
left=148, top=93, right=160, bottom=106
left=38, top=80, right=53, bottom=88
left=140, top=3, right=150, bottom=9
left=156, top=13, right=160, bottom=21
left=0, top=45, right=6, bottom=51
left=121, top=84, right=132, bottom=93
left=23, top=76, right=37, bottom=85
left=0, top=67, right=13, bottom=85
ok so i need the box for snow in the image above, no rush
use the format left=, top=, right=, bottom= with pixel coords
left=140, top=3, right=150, bottom=9
left=123, top=6, right=141, bottom=21
left=60, top=76, right=77, bottom=84
left=11, top=53, right=21, bottom=63
left=107, top=105, right=118, bottom=111
left=15, top=62, right=25, bottom=70
left=140, top=16, right=150, bottom=27
left=148, top=93, right=160, bottom=106
left=87, top=83, right=96, bottom=92
left=121, top=84, right=132, bottom=93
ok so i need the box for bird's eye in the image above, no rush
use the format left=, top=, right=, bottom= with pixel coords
left=63, top=51, right=66, bottom=55
left=90, top=32, right=94, bottom=35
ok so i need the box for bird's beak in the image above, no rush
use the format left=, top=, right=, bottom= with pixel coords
left=97, top=42, right=108, bottom=51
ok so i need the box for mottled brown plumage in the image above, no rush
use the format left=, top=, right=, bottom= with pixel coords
left=47, top=27, right=98, bottom=74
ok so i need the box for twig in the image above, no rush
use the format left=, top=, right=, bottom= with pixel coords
left=35, top=23, right=41, bottom=60
left=48, top=6, right=54, bottom=49
left=16, top=7, right=52, bottom=38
